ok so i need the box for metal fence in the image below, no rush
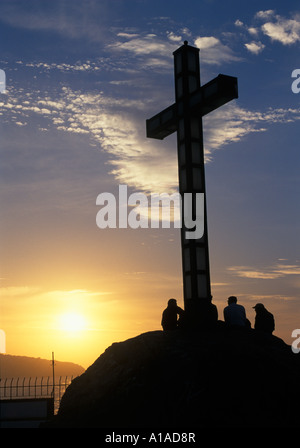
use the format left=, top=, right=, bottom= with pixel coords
left=0, top=376, right=74, bottom=414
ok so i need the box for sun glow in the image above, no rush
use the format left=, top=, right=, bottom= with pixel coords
left=58, top=312, right=87, bottom=332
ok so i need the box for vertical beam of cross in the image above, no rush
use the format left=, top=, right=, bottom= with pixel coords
left=173, top=42, right=211, bottom=315
left=146, top=41, right=238, bottom=322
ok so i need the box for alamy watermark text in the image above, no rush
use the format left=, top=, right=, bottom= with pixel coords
left=0, top=69, right=6, bottom=93
left=96, top=185, right=204, bottom=240
left=291, top=329, right=300, bottom=354
left=291, top=69, right=300, bottom=93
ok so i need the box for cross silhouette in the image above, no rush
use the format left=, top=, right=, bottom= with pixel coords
left=146, top=41, right=238, bottom=321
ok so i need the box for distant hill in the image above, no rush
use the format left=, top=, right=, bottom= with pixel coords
left=0, top=354, right=85, bottom=379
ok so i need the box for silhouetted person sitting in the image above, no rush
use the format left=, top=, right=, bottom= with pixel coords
left=223, top=296, right=247, bottom=327
left=253, top=303, right=275, bottom=334
left=161, top=298, right=184, bottom=331
left=198, top=297, right=218, bottom=329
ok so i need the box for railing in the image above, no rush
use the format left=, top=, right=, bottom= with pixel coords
left=0, top=376, right=74, bottom=414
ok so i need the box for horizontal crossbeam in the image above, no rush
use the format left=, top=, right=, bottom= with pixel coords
left=146, top=74, right=238, bottom=140
left=146, top=103, right=177, bottom=140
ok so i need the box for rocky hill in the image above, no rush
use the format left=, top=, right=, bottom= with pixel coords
left=45, top=324, right=300, bottom=428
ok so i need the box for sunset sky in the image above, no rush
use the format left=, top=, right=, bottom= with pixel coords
left=0, top=0, right=299, bottom=369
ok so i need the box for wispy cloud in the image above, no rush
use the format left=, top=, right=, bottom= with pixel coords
left=0, top=286, right=41, bottom=299
left=106, top=32, right=176, bottom=72
left=0, top=0, right=110, bottom=43
left=228, top=261, right=300, bottom=280
left=255, top=10, right=276, bottom=21
left=236, top=10, right=300, bottom=54
left=107, top=29, right=242, bottom=69
left=25, top=61, right=102, bottom=73
left=244, top=41, right=265, bottom=55
left=0, top=3, right=241, bottom=70
left=260, top=13, right=300, bottom=45
left=194, top=36, right=242, bottom=65
left=235, top=293, right=297, bottom=304
left=109, top=33, right=174, bottom=56
left=0, top=287, right=115, bottom=331
left=204, top=104, right=300, bottom=160
left=2, top=77, right=300, bottom=192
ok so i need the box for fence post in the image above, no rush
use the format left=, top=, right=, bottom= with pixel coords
left=52, top=352, right=55, bottom=405
left=28, top=377, right=32, bottom=397
left=10, top=378, right=13, bottom=399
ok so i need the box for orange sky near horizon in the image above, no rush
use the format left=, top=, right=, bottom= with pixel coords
left=0, top=232, right=184, bottom=368
left=0, top=176, right=299, bottom=369
left=1, top=270, right=299, bottom=369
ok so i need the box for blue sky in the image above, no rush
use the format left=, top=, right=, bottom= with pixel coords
left=0, top=0, right=299, bottom=366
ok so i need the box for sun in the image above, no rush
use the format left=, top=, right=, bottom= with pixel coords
left=58, top=312, right=87, bottom=332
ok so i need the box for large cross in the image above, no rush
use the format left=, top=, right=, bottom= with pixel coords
left=146, top=41, right=238, bottom=321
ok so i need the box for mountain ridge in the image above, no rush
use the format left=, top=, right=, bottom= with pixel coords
left=0, top=353, right=85, bottom=378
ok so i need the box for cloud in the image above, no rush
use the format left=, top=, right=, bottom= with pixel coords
left=105, top=32, right=180, bottom=73
left=203, top=104, right=300, bottom=160
left=228, top=267, right=282, bottom=280
left=247, top=27, right=259, bottom=37
left=250, top=10, right=300, bottom=46
left=107, top=30, right=241, bottom=69
left=234, top=18, right=259, bottom=38
left=0, top=0, right=110, bottom=43
left=25, top=61, right=102, bottom=73
left=110, top=33, right=173, bottom=56
left=0, top=286, right=115, bottom=331
left=228, top=261, right=300, bottom=280
left=167, top=31, right=182, bottom=43
left=0, top=286, right=41, bottom=299
left=195, top=36, right=220, bottom=48
left=234, top=20, right=244, bottom=28
left=236, top=10, right=300, bottom=54
left=255, top=10, right=276, bottom=20
left=245, top=41, right=265, bottom=54
left=2, top=77, right=300, bottom=193
left=261, top=17, right=300, bottom=45
left=194, top=36, right=242, bottom=65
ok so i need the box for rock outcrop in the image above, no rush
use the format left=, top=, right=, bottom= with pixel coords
left=45, top=324, right=300, bottom=428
